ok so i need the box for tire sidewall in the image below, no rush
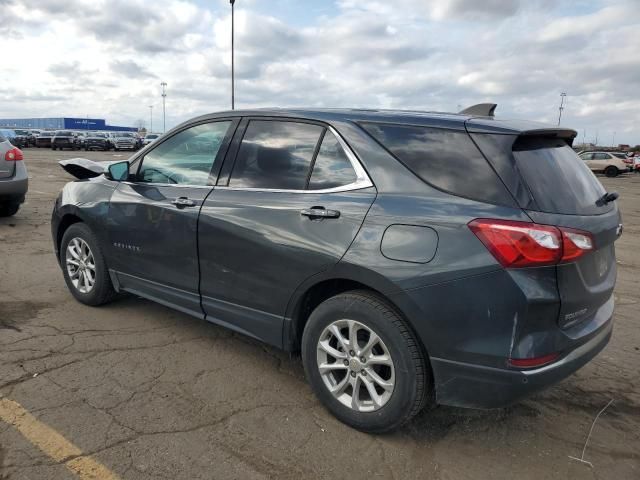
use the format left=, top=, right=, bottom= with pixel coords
left=302, top=293, right=425, bottom=432
left=60, top=223, right=111, bottom=306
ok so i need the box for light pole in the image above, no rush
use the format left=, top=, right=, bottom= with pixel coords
left=148, top=105, right=153, bottom=133
left=160, top=82, right=167, bottom=133
left=612, top=131, right=616, bottom=148
left=230, top=0, right=235, bottom=110
left=557, top=92, right=567, bottom=126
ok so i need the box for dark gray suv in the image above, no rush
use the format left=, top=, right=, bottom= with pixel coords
left=51, top=107, right=620, bottom=432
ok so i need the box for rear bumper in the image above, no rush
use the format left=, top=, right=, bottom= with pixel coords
left=0, top=162, right=28, bottom=202
left=431, top=318, right=612, bottom=409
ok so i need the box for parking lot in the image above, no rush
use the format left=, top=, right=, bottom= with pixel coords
left=1, top=148, right=639, bottom=479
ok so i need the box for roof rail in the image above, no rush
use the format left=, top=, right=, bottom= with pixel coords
left=459, top=103, right=497, bottom=117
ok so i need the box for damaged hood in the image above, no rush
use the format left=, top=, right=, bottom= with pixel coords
left=59, top=158, right=123, bottom=179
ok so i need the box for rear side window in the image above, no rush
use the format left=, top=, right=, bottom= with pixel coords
left=512, top=138, right=609, bottom=215
left=230, top=120, right=323, bottom=190
left=360, top=123, right=514, bottom=206
left=308, top=131, right=357, bottom=190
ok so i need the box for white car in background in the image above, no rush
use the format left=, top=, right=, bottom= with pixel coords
left=143, top=133, right=160, bottom=146
left=578, top=151, right=630, bottom=177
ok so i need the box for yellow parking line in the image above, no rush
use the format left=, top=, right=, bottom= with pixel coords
left=0, top=397, right=120, bottom=480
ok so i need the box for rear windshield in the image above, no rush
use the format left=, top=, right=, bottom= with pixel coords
left=513, top=138, right=609, bottom=215
left=360, top=122, right=515, bottom=206
left=56, top=131, right=73, bottom=136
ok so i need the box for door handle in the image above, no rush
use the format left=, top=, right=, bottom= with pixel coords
left=300, top=207, right=340, bottom=219
left=171, top=197, right=196, bottom=208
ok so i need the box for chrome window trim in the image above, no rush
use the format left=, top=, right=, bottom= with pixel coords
left=219, top=125, right=374, bottom=194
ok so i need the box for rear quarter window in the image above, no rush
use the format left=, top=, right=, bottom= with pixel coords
left=360, top=122, right=515, bottom=206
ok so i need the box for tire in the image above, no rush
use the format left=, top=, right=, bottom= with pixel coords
left=302, top=290, right=430, bottom=433
left=52, top=146, right=57, bottom=150
left=0, top=203, right=20, bottom=217
left=605, top=166, right=619, bottom=177
left=60, top=223, right=116, bottom=306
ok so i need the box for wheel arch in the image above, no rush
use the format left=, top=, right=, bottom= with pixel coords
left=283, top=266, right=431, bottom=364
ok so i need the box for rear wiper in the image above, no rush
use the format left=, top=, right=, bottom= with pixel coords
left=596, top=191, right=619, bottom=206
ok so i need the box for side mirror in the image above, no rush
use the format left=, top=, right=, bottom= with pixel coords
left=106, top=161, right=130, bottom=181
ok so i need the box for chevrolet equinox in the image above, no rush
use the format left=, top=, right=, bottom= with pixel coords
left=52, top=106, right=621, bottom=432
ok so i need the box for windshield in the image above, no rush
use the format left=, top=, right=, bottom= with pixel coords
left=513, top=138, right=610, bottom=215
left=147, top=134, right=159, bottom=139
left=55, top=131, right=73, bottom=136
left=15, top=130, right=29, bottom=135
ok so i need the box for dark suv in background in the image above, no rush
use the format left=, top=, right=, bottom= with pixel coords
left=52, top=106, right=620, bottom=432
left=52, top=131, right=80, bottom=150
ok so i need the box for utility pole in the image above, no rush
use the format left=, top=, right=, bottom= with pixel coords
left=148, top=105, right=153, bottom=133
left=160, top=82, right=167, bottom=133
left=230, top=0, right=236, bottom=110
left=612, top=132, right=616, bottom=148
left=557, top=92, right=567, bottom=126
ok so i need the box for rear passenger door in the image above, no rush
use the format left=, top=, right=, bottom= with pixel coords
left=198, top=118, right=376, bottom=347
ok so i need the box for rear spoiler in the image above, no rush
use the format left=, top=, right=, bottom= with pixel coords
left=465, top=117, right=578, bottom=146
left=59, top=158, right=120, bottom=179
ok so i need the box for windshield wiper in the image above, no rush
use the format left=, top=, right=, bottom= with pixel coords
left=596, top=191, right=619, bottom=206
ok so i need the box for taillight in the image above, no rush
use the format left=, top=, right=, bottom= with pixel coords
left=5, top=147, right=23, bottom=161
left=561, top=228, right=594, bottom=262
left=468, top=219, right=593, bottom=267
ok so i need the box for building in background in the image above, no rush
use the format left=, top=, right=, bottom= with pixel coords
left=0, top=117, right=136, bottom=132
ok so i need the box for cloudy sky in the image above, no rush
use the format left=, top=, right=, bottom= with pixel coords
left=2, top=0, right=639, bottom=145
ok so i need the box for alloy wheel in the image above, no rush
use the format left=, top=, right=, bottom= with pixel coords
left=316, top=319, right=395, bottom=412
left=66, top=237, right=96, bottom=294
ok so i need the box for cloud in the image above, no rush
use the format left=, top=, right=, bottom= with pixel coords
left=110, top=60, right=157, bottom=79
left=0, top=0, right=638, bottom=145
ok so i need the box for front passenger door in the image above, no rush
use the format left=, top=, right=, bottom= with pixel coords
left=106, top=119, right=236, bottom=317
left=198, top=119, right=376, bottom=346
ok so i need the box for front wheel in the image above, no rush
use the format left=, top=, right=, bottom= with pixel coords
left=302, top=290, right=430, bottom=433
left=60, top=223, right=116, bottom=306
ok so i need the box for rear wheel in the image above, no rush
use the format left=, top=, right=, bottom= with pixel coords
left=605, top=166, right=619, bottom=177
left=302, top=290, right=430, bottom=433
left=60, top=223, right=116, bottom=306
left=0, top=203, right=20, bottom=217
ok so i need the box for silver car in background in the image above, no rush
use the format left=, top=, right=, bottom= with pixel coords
left=113, top=132, right=139, bottom=151
left=0, top=132, right=28, bottom=217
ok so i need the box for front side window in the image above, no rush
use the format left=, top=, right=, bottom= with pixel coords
left=593, top=153, right=609, bottom=160
left=137, top=121, right=231, bottom=185
left=308, top=131, right=357, bottom=190
left=229, top=120, right=323, bottom=190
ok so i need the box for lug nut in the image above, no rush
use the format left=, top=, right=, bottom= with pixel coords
left=361, top=370, right=367, bottom=376
left=343, top=359, right=349, bottom=366
left=349, top=350, right=355, bottom=356
left=350, top=371, right=356, bottom=377
left=360, top=357, right=366, bottom=363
